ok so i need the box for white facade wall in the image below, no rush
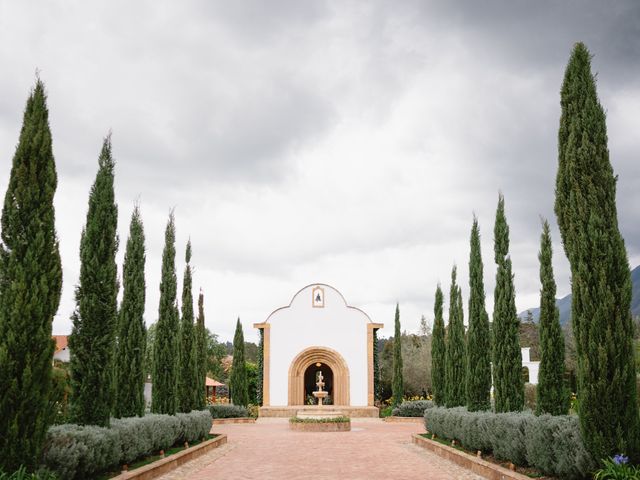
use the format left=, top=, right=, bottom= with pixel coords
left=522, top=347, right=540, bottom=385
left=266, top=285, right=372, bottom=406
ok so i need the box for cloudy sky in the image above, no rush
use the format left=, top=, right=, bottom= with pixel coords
left=0, top=1, right=638, bottom=342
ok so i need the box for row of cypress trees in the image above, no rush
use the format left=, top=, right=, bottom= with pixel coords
left=70, top=147, right=208, bottom=424
left=429, top=42, right=638, bottom=463
left=430, top=194, right=566, bottom=415
left=0, top=80, right=212, bottom=476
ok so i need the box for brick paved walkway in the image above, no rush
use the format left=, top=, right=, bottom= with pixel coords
left=158, top=418, right=486, bottom=480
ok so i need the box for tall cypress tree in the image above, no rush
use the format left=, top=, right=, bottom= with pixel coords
left=536, top=220, right=566, bottom=416
left=152, top=213, right=179, bottom=415
left=114, top=206, right=146, bottom=418
left=445, top=266, right=466, bottom=407
left=195, top=290, right=207, bottom=409
left=466, top=218, right=491, bottom=411
left=0, top=79, right=62, bottom=471
left=230, top=318, right=249, bottom=406
left=69, top=136, right=119, bottom=427
left=555, top=43, right=638, bottom=458
left=431, top=285, right=446, bottom=406
left=391, top=303, right=404, bottom=407
left=177, top=241, right=198, bottom=412
left=492, top=194, right=523, bottom=412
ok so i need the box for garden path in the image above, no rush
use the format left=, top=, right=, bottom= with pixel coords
left=157, top=418, right=486, bottom=480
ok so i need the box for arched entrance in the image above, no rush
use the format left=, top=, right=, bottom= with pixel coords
left=304, top=363, right=334, bottom=404
left=288, top=346, right=350, bottom=405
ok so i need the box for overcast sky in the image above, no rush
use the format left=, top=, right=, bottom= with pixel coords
left=0, top=1, right=638, bottom=342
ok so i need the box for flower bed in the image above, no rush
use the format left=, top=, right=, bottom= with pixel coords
left=289, top=416, right=350, bottom=432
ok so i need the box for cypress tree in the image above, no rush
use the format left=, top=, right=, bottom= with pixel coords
left=230, top=318, right=249, bottom=406
left=195, top=290, right=207, bottom=409
left=492, top=194, right=523, bottom=412
left=466, top=218, right=491, bottom=411
left=151, top=213, right=179, bottom=415
left=0, top=79, right=62, bottom=471
left=445, top=266, right=466, bottom=407
left=431, top=285, right=446, bottom=406
left=391, top=303, right=404, bottom=407
left=69, top=135, right=119, bottom=426
left=114, top=206, right=146, bottom=418
left=536, top=220, right=566, bottom=416
left=555, top=43, right=638, bottom=458
left=177, top=241, right=198, bottom=412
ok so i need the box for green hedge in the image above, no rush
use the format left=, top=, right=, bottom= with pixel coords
left=424, top=407, right=595, bottom=479
left=208, top=404, right=249, bottom=419
left=392, top=400, right=434, bottom=417
left=42, top=410, right=212, bottom=479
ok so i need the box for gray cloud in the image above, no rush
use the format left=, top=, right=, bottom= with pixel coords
left=0, top=0, right=638, bottom=341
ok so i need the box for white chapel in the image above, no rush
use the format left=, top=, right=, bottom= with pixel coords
left=254, top=284, right=382, bottom=416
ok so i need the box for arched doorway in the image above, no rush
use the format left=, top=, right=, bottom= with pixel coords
left=288, top=346, right=350, bottom=405
left=303, top=363, right=334, bottom=404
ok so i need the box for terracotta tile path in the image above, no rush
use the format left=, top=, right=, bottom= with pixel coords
left=158, top=418, right=486, bottom=480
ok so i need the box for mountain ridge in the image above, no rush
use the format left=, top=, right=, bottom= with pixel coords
left=519, top=265, right=640, bottom=325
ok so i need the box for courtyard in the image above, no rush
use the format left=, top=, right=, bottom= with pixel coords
left=158, top=419, right=485, bottom=480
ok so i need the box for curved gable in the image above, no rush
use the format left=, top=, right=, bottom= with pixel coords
left=264, top=283, right=373, bottom=324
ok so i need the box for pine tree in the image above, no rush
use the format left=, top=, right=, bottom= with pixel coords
left=177, top=241, right=198, bottom=412
left=0, top=79, right=62, bottom=471
left=69, top=135, right=119, bottom=426
left=492, top=194, right=523, bottom=413
left=151, top=213, right=179, bottom=415
left=445, top=266, right=466, bottom=407
left=230, top=318, right=249, bottom=406
left=195, top=290, right=207, bottom=409
left=466, top=218, right=491, bottom=411
left=536, top=220, right=566, bottom=415
left=114, top=206, right=146, bottom=418
left=555, top=43, right=638, bottom=458
left=431, top=285, right=446, bottom=406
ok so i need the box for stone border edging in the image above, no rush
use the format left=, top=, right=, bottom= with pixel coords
left=290, top=421, right=351, bottom=432
left=111, top=434, right=227, bottom=480
left=383, top=416, right=423, bottom=423
left=212, top=417, right=256, bottom=424
left=412, top=434, right=530, bottom=480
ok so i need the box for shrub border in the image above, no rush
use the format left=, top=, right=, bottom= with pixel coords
left=412, top=434, right=529, bottom=480
left=111, top=434, right=227, bottom=480
left=212, top=417, right=256, bottom=425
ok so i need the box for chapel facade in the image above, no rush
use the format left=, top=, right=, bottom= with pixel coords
left=254, top=284, right=382, bottom=415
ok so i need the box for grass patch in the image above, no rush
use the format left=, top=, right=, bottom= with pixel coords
left=289, top=416, right=350, bottom=423
left=95, top=434, right=218, bottom=479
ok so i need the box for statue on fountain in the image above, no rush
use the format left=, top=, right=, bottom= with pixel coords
left=312, top=370, right=328, bottom=406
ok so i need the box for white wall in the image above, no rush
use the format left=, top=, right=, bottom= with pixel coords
left=265, top=284, right=373, bottom=406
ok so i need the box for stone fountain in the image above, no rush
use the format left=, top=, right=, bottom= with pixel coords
left=296, top=370, right=344, bottom=420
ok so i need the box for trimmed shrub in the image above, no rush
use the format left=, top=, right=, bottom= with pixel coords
left=489, top=412, right=531, bottom=465
left=424, top=407, right=595, bottom=479
left=42, top=410, right=212, bottom=479
left=176, top=411, right=212, bottom=443
left=208, top=404, right=249, bottom=419
left=392, top=400, right=434, bottom=417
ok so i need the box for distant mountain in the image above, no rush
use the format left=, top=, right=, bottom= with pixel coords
left=519, top=265, right=640, bottom=325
